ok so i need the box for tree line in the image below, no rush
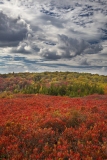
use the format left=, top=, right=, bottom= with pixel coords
left=22, top=83, right=104, bottom=97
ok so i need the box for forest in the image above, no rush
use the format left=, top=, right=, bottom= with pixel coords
left=0, top=71, right=107, bottom=98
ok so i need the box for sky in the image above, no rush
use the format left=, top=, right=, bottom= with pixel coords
left=0, top=0, right=107, bottom=75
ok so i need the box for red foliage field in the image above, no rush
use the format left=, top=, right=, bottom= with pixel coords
left=0, top=94, right=107, bottom=160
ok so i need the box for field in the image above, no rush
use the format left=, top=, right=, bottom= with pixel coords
left=0, top=94, right=107, bottom=160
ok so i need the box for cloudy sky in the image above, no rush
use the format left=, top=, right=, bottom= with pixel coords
left=0, top=0, right=107, bottom=75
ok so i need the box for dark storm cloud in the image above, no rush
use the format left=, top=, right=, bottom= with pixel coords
left=11, top=41, right=40, bottom=54
left=58, top=35, right=103, bottom=58
left=40, top=34, right=103, bottom=61
left=0, top=12, right=28, bottom=47
left=40, top=50, right=61, bottom=60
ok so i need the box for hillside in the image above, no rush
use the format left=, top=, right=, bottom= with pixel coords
left=0, top=72, right=107, bottom=159
left=0, top=72, right=107, bottom=97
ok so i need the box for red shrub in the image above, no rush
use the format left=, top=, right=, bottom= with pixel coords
left=0, top=94, right=107, bottom=159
